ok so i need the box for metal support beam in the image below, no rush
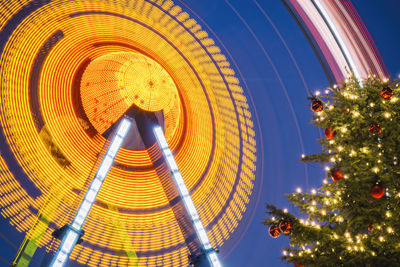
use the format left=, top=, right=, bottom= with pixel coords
left=49, top=118, right=132, bottom=267
left=153, top=126, right=222, bottom=267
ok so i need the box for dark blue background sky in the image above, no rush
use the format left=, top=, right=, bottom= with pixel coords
left=1, top=0, right=400, bottom=266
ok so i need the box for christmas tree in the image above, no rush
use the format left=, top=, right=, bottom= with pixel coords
left=264, top=75, right=400, bottom=266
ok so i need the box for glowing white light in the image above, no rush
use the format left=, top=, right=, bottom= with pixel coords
left=108, top=136, right=123, bottom=157
left=166, top=153, right=179, bottom=172
left=86, top=190, right=97, bottom=203
left=97, top=156, right=113, bottom=179
left=71, top=216, right=84, bottom=230
left=154, top=126, right=168, bottom=149
left=91, top=179, right=102, bottom=192
left=208, top=251, right=222, bottom=267
left=118, top=118, right=131, bottom=137
left=311, top=189, right=317, bottom=194
left=63, top=231, right=79, bottom=253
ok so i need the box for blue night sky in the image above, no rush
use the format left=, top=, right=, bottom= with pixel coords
left=1, top=0, right=400, bottom=266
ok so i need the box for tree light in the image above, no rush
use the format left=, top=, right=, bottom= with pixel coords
left=311, top=189, right=317, bottom=194
left=296, top=187, right=302, bottom=193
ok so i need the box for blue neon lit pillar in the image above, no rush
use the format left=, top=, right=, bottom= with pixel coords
left=153, top=126, right=222, bottom=267
left=50, top=118, right=132, bottom=267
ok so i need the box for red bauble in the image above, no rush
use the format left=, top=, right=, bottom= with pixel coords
left=324, top=126, right=336, bottom=139
left=294, top=264, right=305, bottom=267
left=368, top=123, right=382, bottom=135
left=279, top=220, right=293, bottom=235
left=331, top=169, right=343, bottom=182
left=368, top=223, right=373, bottom=232
left=269, top=225, right=281, bottom=238
left=370, top=183, right=385, bottom=199
left=311, top=99, right=323, bottom=112
left=380, top=87, right=393, bottom=99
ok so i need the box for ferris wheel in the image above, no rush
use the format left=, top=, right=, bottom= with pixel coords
left=0, top=0, right=258, bottom=266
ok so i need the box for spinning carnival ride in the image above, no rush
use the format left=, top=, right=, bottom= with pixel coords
left=0, top=0, right=258, bottom=266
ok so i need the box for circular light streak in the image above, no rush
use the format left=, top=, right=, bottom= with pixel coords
left=0, top=0, right=258, bottom=266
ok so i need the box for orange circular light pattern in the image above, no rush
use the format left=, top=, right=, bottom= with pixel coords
left=0, top=0, right=258, bottom=266
left=80, top=51, right=180, bottom=135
